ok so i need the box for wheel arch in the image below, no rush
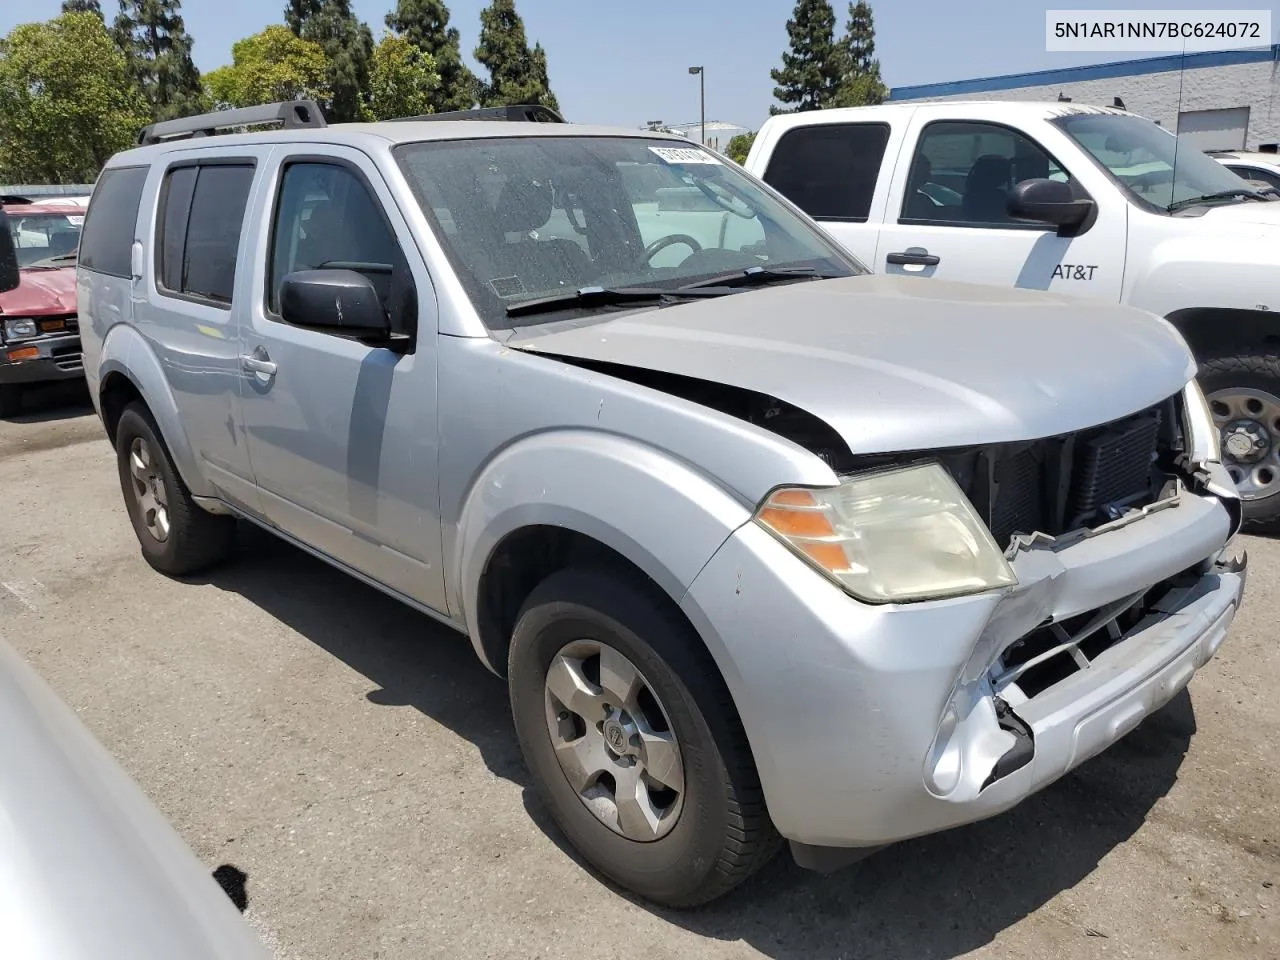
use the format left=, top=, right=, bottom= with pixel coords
left=1165, top=307, right=1280, bottom=361
left=95, top=326, right=213, bottom=498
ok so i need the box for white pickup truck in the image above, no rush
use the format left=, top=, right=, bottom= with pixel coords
left=745, top=101, right=1280, bottom=526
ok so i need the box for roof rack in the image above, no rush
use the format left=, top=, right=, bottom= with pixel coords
left=390, top=104, right=565, bottom=124
left=137, top=100, right=327, bottom=146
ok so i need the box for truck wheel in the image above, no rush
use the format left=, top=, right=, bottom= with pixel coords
left=508, top=567, right=781, bottom=907
left=1199, top=350, right=1280, bottom=530
left=0, top=384, right=22, bottom=418
left=115, top=402, right=236, bottom=575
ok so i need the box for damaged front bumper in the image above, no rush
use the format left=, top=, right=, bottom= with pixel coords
left=679, top=468, right=1244, bottom=866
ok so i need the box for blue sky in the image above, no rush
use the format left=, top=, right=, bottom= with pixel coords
left=5, top=1, right=1279, bottom=132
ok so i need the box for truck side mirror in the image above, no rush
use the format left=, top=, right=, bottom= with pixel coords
left=0, top=211, right=19, bottom=293
left=1008, top=178, right=1095, bottom=230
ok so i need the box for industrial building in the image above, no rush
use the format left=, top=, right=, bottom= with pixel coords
left=889, top=45, right=1280, bottom=152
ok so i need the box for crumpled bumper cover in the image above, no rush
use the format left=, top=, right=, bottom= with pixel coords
left=680, top=486, right=1243, bottom=857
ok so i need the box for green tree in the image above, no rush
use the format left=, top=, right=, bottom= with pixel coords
left=204, top=25, right=330, bottom=107
left=770, top=0, right=840, bottom=114
left=363, top=33, right=439, bottom=120
left=474, top=0, right=558, bottom=111
left=0, top=13, right=149, bottom=182
left=60, top=0, right=103, bottom=15
left=726, top=132, right=757, bottom=165
left=284, top=0, right=373, bottom=123
left=385, top=0, right=476, bottom=112
left=113, top=0, right=205, bottom=120
left=831, top=1, right=887, bottom=107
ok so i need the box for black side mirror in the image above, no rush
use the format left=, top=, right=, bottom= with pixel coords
left=279, top=270, right=395, bottom=343
left=0, top=211, right=19, bottom=293
left=1008, top=178, right=1095, bottom=230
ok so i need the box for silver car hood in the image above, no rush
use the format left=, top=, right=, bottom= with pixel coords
left=510, top=275, right=1195, bottom=454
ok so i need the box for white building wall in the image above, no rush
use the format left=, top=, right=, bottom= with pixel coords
left=893, top=59, right=1280, bottom=148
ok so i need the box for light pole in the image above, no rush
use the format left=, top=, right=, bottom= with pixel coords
left=688, top=66, right=704, bottom=147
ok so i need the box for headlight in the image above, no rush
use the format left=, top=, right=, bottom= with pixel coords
left=1183, top=380, right=1221, bottom=464
left=2, top=318, right=37, bottom=340
left=755, top=462, right=1017, bottom=603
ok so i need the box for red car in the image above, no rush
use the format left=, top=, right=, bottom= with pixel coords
left=0, top=198, right=85, bottom=417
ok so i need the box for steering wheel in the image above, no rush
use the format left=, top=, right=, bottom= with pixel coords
left=641, top=233, right=703, bottom=265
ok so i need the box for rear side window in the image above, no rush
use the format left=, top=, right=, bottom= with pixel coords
left=80, top=166, right=147, bottom=278
left=761, top=123, right=890, bottom=222
left=156, top=162, right=255, bottom=306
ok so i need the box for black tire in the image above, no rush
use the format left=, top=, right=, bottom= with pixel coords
left=508, top=567, right=781, bottom=907
left=1198, top=348, right=1280, bottom=531
left=0, top=384, right=22, bottom=418
left=115, top=402, right=236, bottom=575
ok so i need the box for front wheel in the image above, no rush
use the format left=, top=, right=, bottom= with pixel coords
left=1199, top=349, right=1280, bottom=530
left=508, top=568, right=781, bottom=907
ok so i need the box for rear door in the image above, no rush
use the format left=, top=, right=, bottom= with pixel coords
left=132, top=149, right=265, bottom=512
left=757, top=118, right=902, bottom=268
left=874, top=111, right=1127, bottom=301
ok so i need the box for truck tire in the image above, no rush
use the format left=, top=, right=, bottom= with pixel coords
left=1199, top=349, right=1280, bottom=530
left=508, top=567, right=781, bottom=907
left=0, top=384, right=22, bottom=418
left=115, top=402, right=236, bottom=575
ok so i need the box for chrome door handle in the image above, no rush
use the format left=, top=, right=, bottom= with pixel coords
left=240, top=354, right=277, bottom=377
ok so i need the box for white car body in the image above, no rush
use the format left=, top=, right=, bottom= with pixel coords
left=745, top=101, right=1280, bottom=523
left=1209, top=150, right=1280, bottom=193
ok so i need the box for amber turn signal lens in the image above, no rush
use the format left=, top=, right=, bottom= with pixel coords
left=7, top=347, right=39, bottom=362
left=40, top=320, right=66, bottom=332
left=757, top=505, right=835, bottom=538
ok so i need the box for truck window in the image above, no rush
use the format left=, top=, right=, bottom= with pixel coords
left=79, top=166, right=147, bottom=278
left=155, top=163, right=255, bottom=306
left=1226, top=164, right=1280, bottom=192
left=761, top=123, right=890, bottom=222
left=901, top=121, right=1069, bottom=227
left=267, top=161, right=413, bottom=332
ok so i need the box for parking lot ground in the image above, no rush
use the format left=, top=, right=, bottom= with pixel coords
left=1, top=389, right=1277, bottom=960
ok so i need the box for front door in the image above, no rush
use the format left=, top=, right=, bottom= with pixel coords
left=876, top=117, right=1127, bottom=302
left=237, top=147, right=445, bottom=610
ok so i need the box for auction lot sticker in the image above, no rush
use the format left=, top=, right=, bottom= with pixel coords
left=648, top=146, right=721, bottom=165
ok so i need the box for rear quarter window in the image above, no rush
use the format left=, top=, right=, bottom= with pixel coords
left=79, top=166, right=148, bottom=278
left=761, top=123, right=891, bottom=222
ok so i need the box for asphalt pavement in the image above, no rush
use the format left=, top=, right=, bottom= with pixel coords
left=1, top=382, right=1276, bottom=960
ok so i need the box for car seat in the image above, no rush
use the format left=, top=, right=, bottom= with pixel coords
left=961, top=155, right=1014, bottom=222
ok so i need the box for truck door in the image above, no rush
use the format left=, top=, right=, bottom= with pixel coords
left=757, top=119, right=902, bottom=270
left=875, top=115, right=1127, bottom=302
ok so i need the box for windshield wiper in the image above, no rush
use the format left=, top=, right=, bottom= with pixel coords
left=25, top=252, right=78, bottom=269
left=678, top=265, right=828, bottom=291
left=504, top=285, right=725, bottom=318
left=1168, top=189, right=1270, bottom=212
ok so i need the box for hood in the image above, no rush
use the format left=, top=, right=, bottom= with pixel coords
left=0, top=266, right=77, bottom=317
left=1198, top=199, right=1280, bottom=229
left=509, top=275, right=1195, bottom=454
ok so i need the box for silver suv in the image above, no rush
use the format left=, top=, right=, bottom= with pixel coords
left=78, top=101, right=1247, bottom=907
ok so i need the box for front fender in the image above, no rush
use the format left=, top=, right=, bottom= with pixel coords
left=98, top=324, right=213, bottom=499
left=1127, top=235, right=1280, bottom=319
left=454, top=430, right=753, bottom=672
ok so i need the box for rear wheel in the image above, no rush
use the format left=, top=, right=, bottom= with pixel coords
left=0, top=384, right=22, bottom=418
left=508, top=567, right=781, bottom=907
left=1199, top=349, right=1280, bottom=529
left=115, top=402, right=236, bottom=575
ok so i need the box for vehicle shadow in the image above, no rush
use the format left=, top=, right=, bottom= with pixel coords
left=4, top=380, right=92, bottom=423
left=205, top=523, right=1194, bottom=959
